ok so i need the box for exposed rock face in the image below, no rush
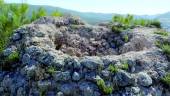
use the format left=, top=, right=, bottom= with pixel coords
left=0, top=16, right=170, bottom=96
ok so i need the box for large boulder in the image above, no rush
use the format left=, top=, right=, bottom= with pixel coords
left=0, top=16, right=169, bottom=96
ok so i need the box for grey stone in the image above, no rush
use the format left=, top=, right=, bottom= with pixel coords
left=24, top=65, right=37, bottom=78
left=131, top=87, right=140, bottom=94
left=80, top=56, right=103, bottom=70
left=22, top=54, right=31, bottom=65
left=101, top=70, right=110, bottom=79
left=54, top=71, right=71, bottom=81
left=35, top=31, right=45, bottom=37
left=16, top=87, right=26, bottom=96
left=46, top=91, right=55, bottom=96
left=60, top=84, right=73, bottom=95
left=3, top=46, right=16, bottom=56
left=37, top=80, right=51, bottom=90
left=94, top=91, right=101, bottom=96
left=72, top=72, right=81, bottom=81
left=137, top=72, right=152, bottom=87
left=12, top=33, right=21, bottom=41
left=39, top=52, right=55, bottom=65
left=26, top=46, right=43, bottom=57
left=64, top=58, right=81, bottom=69
left=52, top=57, right=65, bottom=68
left=79, top=82, right=94, bottom=96
left=56, top=92, right=64, bottom=96
left=85, top=72, right=96, bottom=81
left=114, top=70, right=133, bottom=87
left=0, top=87, right=4, bottom=95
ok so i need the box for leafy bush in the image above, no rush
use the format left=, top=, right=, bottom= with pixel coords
left=0, top=0, right=62, bottom=53
left=161, top=73, right=170, bottom=87
left=97, top=79, right=113, bottom=95
left=0, top=3, right=30, bottom=52
left=149, top=20, right=161, bottom=28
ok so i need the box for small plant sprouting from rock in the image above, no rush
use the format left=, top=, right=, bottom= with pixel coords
left=47, top=66, right=57, bottom=74
left=123, top=35, right=129, bottom=43
left=7, top=51, right=19, bottom=62
left=108, top=64, right=118, bottom=73
left=97, top=79, right=113, bottom=95
left=161, top=73, right=170, bottom=87
left=155, top=40, right=161, bottom=47
left=108, top=61, right=129, bottom=73
left=120, top=60, right=129, bottom=71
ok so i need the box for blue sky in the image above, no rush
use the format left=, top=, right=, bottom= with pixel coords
left=4, top=0, right=170, bottom=15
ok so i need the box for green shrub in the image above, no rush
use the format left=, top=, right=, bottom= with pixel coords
left=161, top=73, right=170, bottom=86
left=109, top=64, right=118, bottom=73
left=97, top=79, right=113, bottom=95
left=0, top=0, right=62, bottom=53
left=149, top=20, right=161, bottom=28
left=154, top=31, right=168, bottom=36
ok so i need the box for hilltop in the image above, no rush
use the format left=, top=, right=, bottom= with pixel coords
left=0, top=16, right=170, bottom=95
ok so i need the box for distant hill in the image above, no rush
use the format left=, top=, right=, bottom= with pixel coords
left=28, top=5, right=113, bottom=24
left=155, top=12, right=170, bottom=31
left=28, top=5, right=170, bottom=30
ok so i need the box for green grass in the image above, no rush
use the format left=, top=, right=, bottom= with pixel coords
left=108, top=64, right=119, bottom=73
left=154, top=31, right=168, bottom=36
left=155, top=40, right=170, bottom=57
left=161, top=73, right=170, bottom=87
left=155, top=40, right=161, bottom=47
left=161, top=44, right=170, bottom=55
left=112, top=14, right=161, bottom=30
left=97, top=79, right=113, bottom=95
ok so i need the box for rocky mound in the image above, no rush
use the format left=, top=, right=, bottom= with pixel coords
left=0, top=16, right=170, bottom=96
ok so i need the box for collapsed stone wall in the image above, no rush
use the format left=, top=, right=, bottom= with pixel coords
left=0, top=16, right=170, bottom=96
